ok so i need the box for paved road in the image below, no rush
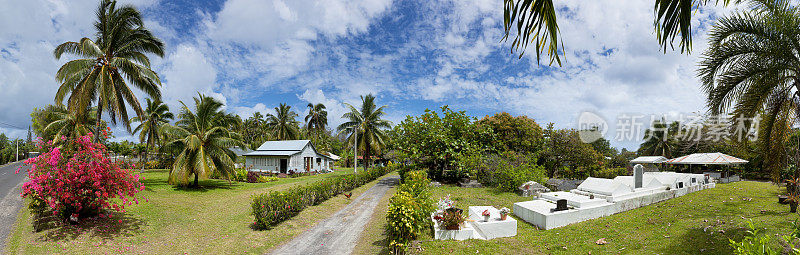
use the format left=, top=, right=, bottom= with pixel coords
left=270, top=175, right=399, bottom=255
left=0, top=161, right=29, bottom=253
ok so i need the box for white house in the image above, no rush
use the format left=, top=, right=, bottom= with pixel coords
left=243, top=140, right=335, bottom=173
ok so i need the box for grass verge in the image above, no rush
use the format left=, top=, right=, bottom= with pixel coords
left=6, top=168, right=393, bottom=254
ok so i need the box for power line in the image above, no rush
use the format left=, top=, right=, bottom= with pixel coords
left=0, top=120, right=25, bottom=130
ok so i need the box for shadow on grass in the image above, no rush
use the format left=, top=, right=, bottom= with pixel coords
left=659, top=226, right=746, bottom=254
left=171, top=179, right=242, bottom=192
left=34, top=212, right=146, bottom=242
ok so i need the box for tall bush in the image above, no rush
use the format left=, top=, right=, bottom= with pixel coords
left=386, top=170, right=434, bottom=254
left=20, top=135, right=145, bottom=221
left=465, top=151, right=547, bottom=192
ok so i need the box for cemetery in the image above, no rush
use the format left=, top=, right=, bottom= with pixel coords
left=513, top=165, right=715, bottom=229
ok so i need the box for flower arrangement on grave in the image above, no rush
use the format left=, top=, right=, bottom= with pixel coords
left=433, top=194, right=466, bottom=230
left=435, top=208, right=466, bottom=230
left=437, top=194, right=454, bottom=212
left=482, top=209, right=491, bottom=222
left=499, top=207, right=511, bottom=220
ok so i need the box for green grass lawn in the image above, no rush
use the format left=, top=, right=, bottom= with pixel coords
left=6, top=168, right=394, bottom=254
left=376, top=181, right=795, bottom=254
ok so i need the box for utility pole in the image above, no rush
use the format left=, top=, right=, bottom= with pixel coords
left=15, top=139, right=18, bottom=162
left=353, top=126, right=357, bottom=174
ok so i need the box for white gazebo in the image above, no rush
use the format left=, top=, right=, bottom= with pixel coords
left=666, top=152, right=748, bottom=183
left=629, top=156, right=668, bottom=172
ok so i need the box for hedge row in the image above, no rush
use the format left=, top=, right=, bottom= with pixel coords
left=386, top=170, right=434, bottom=254
left=250, top=166, right=394, bottom=229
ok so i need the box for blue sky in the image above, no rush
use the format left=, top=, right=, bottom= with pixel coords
left=0, top=0, right=735, bottom=149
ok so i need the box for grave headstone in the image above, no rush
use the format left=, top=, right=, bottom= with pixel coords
left=554, top=199, right=568, bottom=211
left=459, top=179, right=483, bottom=188
left=634, top=164, right=644, bottom=189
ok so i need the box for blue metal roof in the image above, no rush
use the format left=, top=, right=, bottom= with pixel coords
left=243, top=150, right=299, bottom=156
left=254, top=140, right=310, bottom=151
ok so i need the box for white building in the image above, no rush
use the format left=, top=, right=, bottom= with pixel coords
left=243, top=140, right=334, bottom=174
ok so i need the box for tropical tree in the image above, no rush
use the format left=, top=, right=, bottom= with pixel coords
left=243, top=112, right=267, bottom=149
left=698, top=0, right=800, bottom=179
left=638, top=119, right=679, bottom=158
left=305, top=103, right=328, bottom=133
left=266, top=103, right=300, bottom=140
left=131, top=98, right=173, bottom=169
left=53, top=0, right=165, bottom=141
left=161, top=94, right=244, bottom=187
left=501, top=0, right=741, bottom=64
left=337, top=94, right=391, bottom=170
left=43, top=105, right=99, bottom=143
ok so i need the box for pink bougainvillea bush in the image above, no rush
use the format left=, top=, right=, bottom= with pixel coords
left=20, top=134, right=145, bottom=222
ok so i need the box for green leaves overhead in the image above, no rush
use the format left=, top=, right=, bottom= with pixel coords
left=698, top=0, right=799, bottom=179
left=53, top=0, right=164, bottom=140
left=502, top=0, right=741, bottom=65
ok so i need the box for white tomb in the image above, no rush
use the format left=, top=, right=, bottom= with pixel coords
left=513, top=171, right=715, bottom=230
left=467, top=206, right=517, bottom=240
left=432, top=206, right=518, bottom=240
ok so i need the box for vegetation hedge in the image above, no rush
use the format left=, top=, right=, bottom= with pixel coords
left=592, top=167, right=628, bottom=179
left=250, top=166, right=393, bottom=229
left=386, top=170, right=434, bottom=254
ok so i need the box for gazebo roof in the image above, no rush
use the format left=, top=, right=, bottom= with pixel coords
left=630, top=156, right=668, bottom=164
left=666, top=152, right=748, bottom=165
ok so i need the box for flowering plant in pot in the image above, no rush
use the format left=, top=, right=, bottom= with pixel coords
left=482, top=209, right=491, bottom=222
left=499, top=207, right=511, bottom=220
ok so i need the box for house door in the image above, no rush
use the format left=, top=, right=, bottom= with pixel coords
left=280, top=159, right=288, bottom=173
left=304, top=157, right=312, bottom=172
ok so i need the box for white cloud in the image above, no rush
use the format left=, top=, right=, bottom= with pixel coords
left=161, top=44, right=220, bottom=110
left=232, top=103, right=275, bottom=120
left=202, top=0, right=394, bottom=84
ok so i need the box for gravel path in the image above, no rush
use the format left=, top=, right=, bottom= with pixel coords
left=269, top=175, right=399, bottom=255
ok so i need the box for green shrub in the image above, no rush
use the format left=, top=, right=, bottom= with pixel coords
left=494, top=162, right=547, bottom=192
left=593, top=167, right=628, bottom=179
left=469, top=152, right=547, bottom=192
left=251, top=167, right=393, bottom=229
left=257, top=176, right=279, bottom=183
left=729, top=220, right=779, bottom=255
left=386, top=170, right=434, bottom=254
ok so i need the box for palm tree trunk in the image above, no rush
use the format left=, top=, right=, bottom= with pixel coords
left=364, top=142, right=370, bottom=171
left=94, top=104, right=103, bottom=143
left=194, top=173, right=199, bottom=187
left=142, top=143, right=149, bottom=172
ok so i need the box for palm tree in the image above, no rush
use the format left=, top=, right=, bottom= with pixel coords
left=131, top=98, right=173, bottom=170
left=638, top=119, right=679, bottom=158
left=501, top=0, right=740, bottom=64
left=337, top=94, right=391, bottom=170
left=698, top=0, right=800, bottom=179
left=243, top=112, right=267, bottom=149
left=266, top=103, right=300, bottom=140
left=161, top=94, right=244, bottom=187
left=43, top=105, right=99, bottom=143
left=305, top=103, right=328, bottom=133
left=53, top=0, right=164, bottom=141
